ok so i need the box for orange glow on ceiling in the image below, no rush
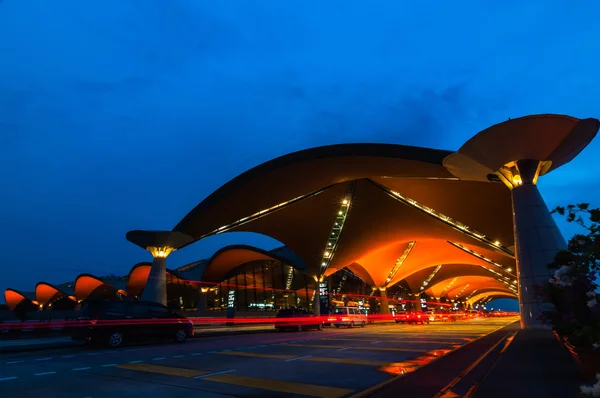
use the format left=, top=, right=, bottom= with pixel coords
left=468, top=291, right=517, bottom=303
left=74, top=275, right=106, bottom=301
left=4, top=289, right=28, bottom=311
left=127, top=264, right=152, bottom=297
left=353, top=241, right=412, bottom=287
left=35, top=283, right=65, bottom=306
left=202, top=248, right=277, bottom=283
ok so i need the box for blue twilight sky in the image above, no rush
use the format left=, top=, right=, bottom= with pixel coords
left=1, top=1, right=599, bottom=310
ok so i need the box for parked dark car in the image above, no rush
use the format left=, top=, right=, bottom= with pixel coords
left=275, top=308, right=324, bottom=332
left=72, top=299, right=194, bottom=348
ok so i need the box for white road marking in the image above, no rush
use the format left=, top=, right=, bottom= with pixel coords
left=101, top=364, right=118, bottom=367
left=285, top=355, right=312, bottom=362
left=128, top=360, right=144, bottom=364
left=194, top=369, right=236, bottom=379
left=247, top=346, right=256, bottom=349
left=61, top=355, right=76, bottom=358
left=153, top=358, right=166, bottom=361
left=191, top=353, right=202, bottom=356
left=36, top=358, right=52, bottom=361
left=73, top=367, right=91, bottom=371
left=336, top=347, right=351, bottom=351
left=0, top=377, right=17, bottom=381
left=371, top=341, right=381, bottom=344
left=35, top=371, right=57, bottom=376
left=223, top=349, right=231, bottom=352
left=6, top=361, right=24, bottom=364
left=173, top=355, right=185, bottom=358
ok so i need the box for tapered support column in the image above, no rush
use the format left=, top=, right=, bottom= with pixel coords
left=198, top=288, right=208, bottom=312
left=379, top=289, right=390, bottom=315
left=126, top=230, right=193, bottom=307
left=141, top=247, right=174, bottom=306
left=313, top=289, right=321, bottom=316
left=504, top=159, right=567, bottom=329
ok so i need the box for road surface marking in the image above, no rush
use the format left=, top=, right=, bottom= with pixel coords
left=6, top=360, right=24, bottom=364
left=61, top=355, right=76, bottom=358
left=202, top=373, right=354, bottom=398
left=128, top=360, right=144, bottom=364
left=304, top=357, right=390, bottom=367
left=336, top=347, right=350, bottom=351
left=247, top=346, right=256, bottom=349
left=153, top=358, right=166, bottom=361
left=101, top=364, right=118, bottom=367
left=36, top=357, right=52, bottom=361
left=118, top=363, right=208, bottom=378
left=194, top=369, right=236, bottom=379
left=285, top=355, right=312, bottom=362
left=35, top=372, right=57, bottom=376
left=0, top=377, right=17, bottom=381
left=282, top=343, right=431, bottom=353
left=173, top=355, right=185, bottom=358
left=371, top=341, right=381, bottom=345
left=73, top=367, right=91, bottom=371
left=191, top=353, right=202, bottom=356
left=217, top=351, right=294, bottom=359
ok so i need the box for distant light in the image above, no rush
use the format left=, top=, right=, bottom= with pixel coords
left=342, top=199, right=349, bottom=205
left=324, top=251, right=330, bottom=257
left=507, top=268, right=512, bottom=272
left=494, top=241, right=500, bottom=246
left=338, top=211, right=343, bottom=215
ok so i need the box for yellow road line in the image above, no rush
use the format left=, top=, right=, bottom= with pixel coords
left=216, top=351, right=295, bottom=359
left=215, top=350, right=390, bottom=366
left=322, top=338, right=464, bottom=345
left=204, top=373, right=354, bottom=398
left=281, top=343, right=431, bottom=353
left=117, top=363, right=207, bottom=378
left=304, top=357, right=389, bottom=366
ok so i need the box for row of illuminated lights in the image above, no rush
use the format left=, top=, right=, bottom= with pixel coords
left=388, top=190, right=512, bottom=253
left=448, top=242, right=514, bottom=276
left=420, top=264, right=443, bottom=290
left=386, top=241, right=416, bottom=284
left=320, top=198, right=351, bottom=272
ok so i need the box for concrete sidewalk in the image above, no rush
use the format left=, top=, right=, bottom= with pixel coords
left=0, top=324, right=275, bottom=354
left=473, top=329, right=582, bottom=398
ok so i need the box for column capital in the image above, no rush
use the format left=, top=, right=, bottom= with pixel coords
left=126, top=230, right=194, bottom=255
left=495, top=159, right=552, bottom=189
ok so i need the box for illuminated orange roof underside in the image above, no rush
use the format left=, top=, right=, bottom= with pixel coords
left=35, top=283, right=75, bottom=306
left=468, top=291, right=517, bottom=304
left=4, top=289, right=37, bottom=311
left=74, top=275, right=108, bottom=301
left=424, top=276, right=512, bottom=299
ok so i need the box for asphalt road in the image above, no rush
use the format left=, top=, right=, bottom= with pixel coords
left=0, top=317, right=518, bottom=398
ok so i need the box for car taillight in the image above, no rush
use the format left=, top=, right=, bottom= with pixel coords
left=89, top=319, right=97, bottom=325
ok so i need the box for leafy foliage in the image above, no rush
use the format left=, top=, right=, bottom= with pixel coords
left=540, top=204, right=600, bottom=349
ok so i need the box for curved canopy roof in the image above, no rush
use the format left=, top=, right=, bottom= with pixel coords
left=35, top=282, right=75, bottom=306
left=172, top=114, right=596, bottom=296
left=468, top=291, right=517, bottom=305
left=198, top=245, right=307, bottom=284
left=423, top=276, right=514, bottom=300
left=74, top=274, right=127, bottom=301
left=4, top=289, right=37, bottom=311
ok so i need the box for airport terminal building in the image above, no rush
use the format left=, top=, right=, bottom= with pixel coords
left=5, top=114, right=599, bottom=329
